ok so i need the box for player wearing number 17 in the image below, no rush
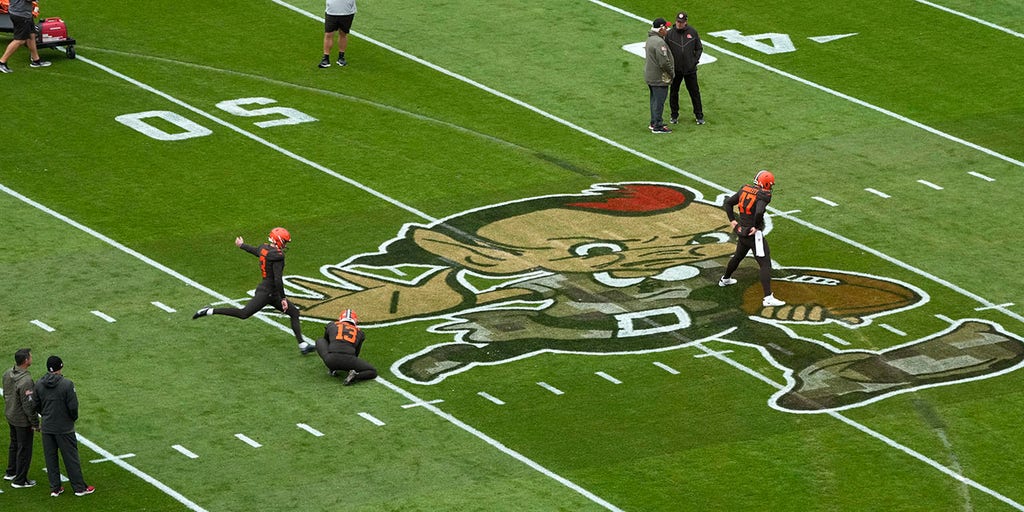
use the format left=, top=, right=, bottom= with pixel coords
left=719, top=170, right=785, bottom=307
left=192, top=227, right=316, bottom=355
left=315, top=309, right=377, bottom=386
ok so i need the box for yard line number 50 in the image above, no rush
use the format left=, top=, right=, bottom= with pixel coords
left=115, top=97, right=315, bottom=141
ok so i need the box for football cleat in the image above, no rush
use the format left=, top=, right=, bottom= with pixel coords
left=299, top=341, right=316, bottom=355
left=344, top=369, right=358, bottom=386
left=268, top=227, right=291, bottom=250
left=762, top=294, right=786, bottom=307
left=719, top=277, right=737, bottom=287
left=339, top=308, right=359, bottom=325
left=754, top=170, right=774, bottom=190
left=192, top=307, right=212, bottom=319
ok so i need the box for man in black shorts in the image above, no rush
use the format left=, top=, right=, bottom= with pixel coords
left=315, top=309, right=377, bottom=386
left=192, top=227, right=316, bottom=355
left=719, top=170, right=786, bottom=308
left=0, top=0, right=51, bottom=73
left=319, top=0, right=356, bottom=68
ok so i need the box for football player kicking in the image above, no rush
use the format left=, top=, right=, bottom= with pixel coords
left=720, top=170, right=785, bottom=307
left=193, top=227, right=315, bottom=355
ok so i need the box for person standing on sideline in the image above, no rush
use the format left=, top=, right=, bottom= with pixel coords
left=32, top=356, right=94, bottom=497
left=193, top=227, right=316, bottom=355
left=719, top=170, right=786, bottom=307
left=3, top=348, right=39, bottom=489
left=665, top=11, right=704, bottom=125
left=319, top=0, right=356, bottom=68
left=315, top=309, right=377, bottom=386
left=0, top=0, right=51, bottom=73
left=644, top=17, right=675, bottom=134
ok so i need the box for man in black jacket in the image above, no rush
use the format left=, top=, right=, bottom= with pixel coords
left=665, top=11, right=705, bottom=125
left=32, top=356, right=94, bottom=497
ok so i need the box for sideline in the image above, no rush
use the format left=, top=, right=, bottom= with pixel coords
left=0, top=387, right=207, bottom=511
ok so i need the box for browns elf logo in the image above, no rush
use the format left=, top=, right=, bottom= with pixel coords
left=285, top=182, right=1024, bottom=413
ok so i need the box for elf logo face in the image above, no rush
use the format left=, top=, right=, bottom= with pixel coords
left=286, top=183, right=1024, bottom=412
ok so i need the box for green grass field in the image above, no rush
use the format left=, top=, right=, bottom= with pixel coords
left=2, top=0, right=1023, bottom=510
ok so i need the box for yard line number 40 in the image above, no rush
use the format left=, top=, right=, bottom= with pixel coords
left=115, top=97, right=315, bottom=141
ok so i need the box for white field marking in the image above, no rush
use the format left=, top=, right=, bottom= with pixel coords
left=822, top=333, right=852, bottom=346
left=297, top=423, right=325, bottom=437
left=358, top=412, right=386, bottom=426
left=968, top=171, right=995, bottom=182
left=172, top=444, right=200, bottom=459
left=936, top=314, right=956, bottom=324
left=91, top=310, right=117, bottom=323
left=975, top=302, right=1015, bottom=312
left=90, top=453, right=135, bottom=463
left=918, top=179, right=944, bottom=190
left=694, top=342, right=1024, bottom=511
left=812, top=196, right=839, bottom=207
left=0, top=183, right=313, bottom=344
left=30, top=319, right=55, bottom=332
left=694, top=349, right=733, bottom=359
left=76, top=433, right=208, bottom=512
left=808, top=33, right=858, bottom=43
left=595, top=371, right=622, bottom=384
left=234, top=433, right=262, bottom=448
left=43, top=467, right=70, bottom=482
left=537, top=382, right=565, bottom=395
left=401, top=398, right=445, bottom=409
left=914, top=0, right=1024, bottom=38
left=586, top=0, right=1024, bottom=169
left=373, top=377, right=625, bottom=512
left=653, top=362, right=681, bottom=375
left=478, top=391, right=507, bottom=405
left=151, top=301, right=177, bottom=313
left=76, top=55, right=436, bottom=224
left=865, top=188, right=891, bottom=199
left=879, top=323, right=908, bottom=336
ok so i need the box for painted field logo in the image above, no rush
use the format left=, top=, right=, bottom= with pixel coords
left=285, top=183, right=1024, bottom=413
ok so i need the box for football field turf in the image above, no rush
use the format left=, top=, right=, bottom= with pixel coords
left=2, top=0, right=1023, bottom=510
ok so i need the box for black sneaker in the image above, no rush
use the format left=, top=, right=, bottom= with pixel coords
left=696, top=117, right=705, bottom=125
left=30, top=59, right=51, bottom=68
left=651, top=125, right=672, bottom=134
left=336, top=57, right=347, bottom=67
left=318, top=56, right=330, bottom=68
left=0, top=62, right=11, bottom=73
left=191, top=307, right=212, bottom=319
left=669, top=117, right=678, bottom=124
left=50, top=487, right=64, bottom=497
left=74, top=485, right=95, bottom=496
left=11, top=480, right=37, bottom=488
left=299, top=341, right=316, bottom=355
left=343, top=370, right=358, bottom=386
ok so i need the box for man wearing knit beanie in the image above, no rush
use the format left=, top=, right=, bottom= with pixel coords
left=32, top=356, right=95, bottom=497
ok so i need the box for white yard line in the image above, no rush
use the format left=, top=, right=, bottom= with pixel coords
left=76, top=434, right=209, bottom=512
left=914, top=0, right=1024, bottom=38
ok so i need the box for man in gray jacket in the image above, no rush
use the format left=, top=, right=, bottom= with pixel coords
left=644, top=18, right=675, bottom=133
left=32, top=356, right=94, bottom=497
left=3, top=348, right=39, bottom=488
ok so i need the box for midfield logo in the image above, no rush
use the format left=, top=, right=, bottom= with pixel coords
left=285, top=183, right=1024, bottom=413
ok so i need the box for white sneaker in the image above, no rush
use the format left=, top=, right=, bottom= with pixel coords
left=719, top=277, right=737, bottom=287
left=762, top=294, right=786, bottom=307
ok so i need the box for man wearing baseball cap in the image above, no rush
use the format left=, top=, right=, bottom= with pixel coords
left=32, top=356, right=94, bottom=497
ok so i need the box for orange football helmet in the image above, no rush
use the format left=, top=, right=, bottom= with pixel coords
left=268, top=227, right=291, bottom=250
left=754, top=170, right=775, bottom=190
